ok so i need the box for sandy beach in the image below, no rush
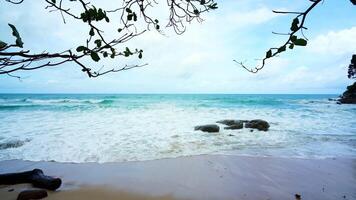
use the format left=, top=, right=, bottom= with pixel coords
left=1, top=155, right=355, bottom=200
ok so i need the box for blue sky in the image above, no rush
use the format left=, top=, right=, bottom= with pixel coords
left=0, top=0, right=355, bottom=94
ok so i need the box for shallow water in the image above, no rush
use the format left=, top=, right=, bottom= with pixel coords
left=0, top=94, right=355, bottom=163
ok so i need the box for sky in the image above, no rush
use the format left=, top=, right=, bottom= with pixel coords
left=0, top=0, right=355, bottom=94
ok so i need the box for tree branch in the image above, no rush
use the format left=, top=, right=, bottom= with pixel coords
left=1, top=0, right=217, bottom=78
left=234, top=0, right=322, bottom=73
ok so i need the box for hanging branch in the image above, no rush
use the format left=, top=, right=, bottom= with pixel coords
left=234, top=0, right=322, bottom=73
left=166, top=0, right=218, bottom=35
left=0, top=0, right=217, bottom=78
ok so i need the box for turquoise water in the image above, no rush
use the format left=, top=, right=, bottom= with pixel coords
left=0, top=94, right=355, bottom=162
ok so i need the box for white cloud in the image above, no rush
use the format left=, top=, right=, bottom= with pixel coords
left=181, top=53, right=208, bottom=65
left=228, top=7, right=278, bottom=26
left=308, top=27, right=356, bottom=55
left=279, top=62, right=349, bottom=91
left=0, top=1, right=354, bottom=94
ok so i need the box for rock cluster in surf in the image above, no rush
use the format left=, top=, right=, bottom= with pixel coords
left=195, top=119, right=270, bottom=133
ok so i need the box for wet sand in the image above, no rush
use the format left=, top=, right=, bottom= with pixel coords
left=0, top=155, right=355, bottom=200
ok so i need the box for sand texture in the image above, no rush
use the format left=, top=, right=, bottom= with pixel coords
left=1, top=155, right=356, bottom=200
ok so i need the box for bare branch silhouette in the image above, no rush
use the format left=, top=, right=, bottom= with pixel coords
left=0, top=0, right=217, bottom=78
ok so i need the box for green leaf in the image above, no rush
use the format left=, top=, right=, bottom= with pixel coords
left=208, top=3, right=218, bottom=9
left=289, top=43, right=294, bottom=49
left=123, top=47, right=133, bottom=57
left=90, top=51, right=100, bottom=62
left=127, top=14, right=133, bottom=21
left=81, top=13, right=88, bottom=22
left=290, top=35, right=297, bottom=43
left=118, top=28, right=123, bottom=32
left=138, top=52, right=142, bottom=59
left=51, top=0, right=56, bottom=3
left=125, top=47, right=131, bottom=54
left=277, top=45, right=286, bottom=53
left=0, top=40, right=7, bottom=49
left=110, top=48, right=116, bottom=58
left=8, top=23, right=23, bottom=48
left=352, top=55, right=356, bottom=63
left=76, top=46, right=87, bottom=52
left=94, top=39, right=102, bottom=48
left=290, top=18, right=299, bottom=32
left=89, top=28, right=95, bottom=36
left=103, top=51, right=108, bottom=58
left=266, top=50, right=272, bottom=58
left=294, top=38, right=307, bottom=46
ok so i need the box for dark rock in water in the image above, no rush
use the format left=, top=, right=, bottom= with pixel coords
left=217, top=119, right=244, bottom=130
left=218, top=120, right=244, bottom=130
left=0, top=140, right=26, bottom=150
left=224, top=123, right=243, bottom=130
left=217, top=119, right=270, bottom=131
left=194, top=124, right=220, bottom=133
left=295, top=194, right=301, bottom=200
left=338, top=82, right=356, bottom=104
left=216, top=120, right=247, bottom=126
left=17, top=189, right=48, bottom=200
left=245, top=119, right=270, bottom=131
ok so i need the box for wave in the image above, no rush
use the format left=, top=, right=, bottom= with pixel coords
left=99, top=99, right=115, bottom=104
left=195, top=99, right=285, bottom=108
left=291, top=99, right=335, bottom=105
left=1, top=98, right=115, bottom=105
left=0, top=104, right=41, bottom=110
left=0, top=98, right=116, bottom=111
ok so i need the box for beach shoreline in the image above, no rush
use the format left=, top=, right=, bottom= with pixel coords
left=1, top=155, right=355, bottom=200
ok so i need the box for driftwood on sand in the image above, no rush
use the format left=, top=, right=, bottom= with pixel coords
left=0, top=169, right=61, bottom=191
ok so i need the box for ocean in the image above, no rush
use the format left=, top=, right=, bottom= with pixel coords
left=0, top=94, right=355, bottom=163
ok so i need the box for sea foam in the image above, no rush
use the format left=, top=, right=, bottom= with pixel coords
left=0, top=94, right=355, bottom=163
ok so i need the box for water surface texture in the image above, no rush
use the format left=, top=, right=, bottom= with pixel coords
left=0, top=94, right=355, bottom=162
